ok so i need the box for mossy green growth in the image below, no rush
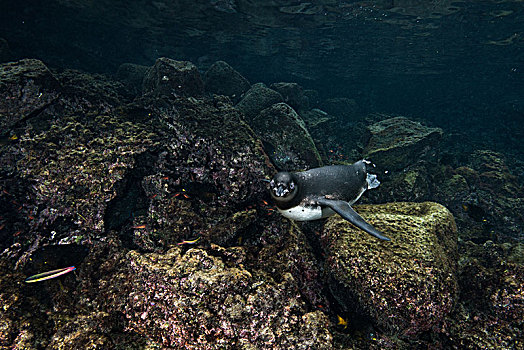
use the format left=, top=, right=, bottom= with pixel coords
left=323, top=202, right=458, bottom=336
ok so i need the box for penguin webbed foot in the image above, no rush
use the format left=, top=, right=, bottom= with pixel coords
left=316, top=198, right=391, bottom=241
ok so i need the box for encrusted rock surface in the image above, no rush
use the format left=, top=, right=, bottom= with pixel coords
left=0, top=59, right=60, bottom=129
left=323, top=202, right=458, bottom=336
left=111, top=246, right=333, bottom=349
left=250, top=102, right=322, bottom=170
left=235, top=83, right=283, bottom=119
left=116, top=62, right=150, bottom=97
left=142, top=57, right=204, bottom=97
left=269, top=82, right=309, bottom=112
left=364, top=116, right=443, bottom=171
left=204, top=60, right=251, bottom=100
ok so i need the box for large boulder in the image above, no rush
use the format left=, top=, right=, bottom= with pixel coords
left=250, top=102, right=322, bottom=171
left=116, top=62, right=150, bottom=97
left=269, top=82, right=309, bottom=112
left=142, top=57, right=204, bottom=97
left=321, top=97, right=360, bottom=120
left=363, top=116, right=443, bottom=171
left=203, top=60, right=251, bottom=100
left=323, top=202, right=458, bottom=336
left=105, top=246, right=333, bottom=348
left=0, top=59, right=60, bottom=130
left=235, top=83, right=283, bottom=120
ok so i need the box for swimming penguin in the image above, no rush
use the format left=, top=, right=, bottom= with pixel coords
left=269, top=160, right=390, bottom=241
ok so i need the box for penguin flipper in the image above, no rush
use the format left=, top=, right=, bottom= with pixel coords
left=316, top=198, right=391, bottom=241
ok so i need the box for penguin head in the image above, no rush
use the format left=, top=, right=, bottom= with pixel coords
left=269, top=172, right=297, bottom=202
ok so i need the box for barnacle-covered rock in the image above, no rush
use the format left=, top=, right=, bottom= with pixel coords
left=363, top=116, right=443, bottom=171
left=142, top=57, right=204, bottom=98
left=204, top=60, right=251, bottom=100
left=249, top=102, right=322, bottom=171
left=0, top=59, right=60, bottom=129
left=323, top=202, right=458, bottom=336
left=235, top=83, right=283, bottom=120
left=114, top=246, right=333, bottom=348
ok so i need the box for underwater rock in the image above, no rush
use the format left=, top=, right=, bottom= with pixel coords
left=321, top=97, right=360, bottom=120
left=55, top=69, right=129, bottom=107
left=469, top=149, right=522, bottom=197
left=203, top=60, right=251, bottom=100
left=250, top=102, right=322, bottom=171
left=142, top=57, right=204, bottom=98
left=450, top=150, right=524, bottom=242
left=323, top=202, right=458, bottom=336
left=303, top=89, right=320, bottom=108
left=256, top=219, right=330, bottom=312
left=124, top=95, right=271, bottom=249
left=112, top=246, right=333, bottom=348
left=116, top=63, right=150, bottom=97
left=363, top=116, right=443, bottom=172
left=269, top=82, right=309, bottom=112
left=300, top=107, right=364, bottom=165
left=450, top=240, right=523, bottom=349
left=0, top=59, right=60, bottom=130
left=235, top=82, right=283, bottom=120
left=371, top=165, right=433, bottom=203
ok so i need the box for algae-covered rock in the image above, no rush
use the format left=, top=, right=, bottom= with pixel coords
left=235, top=82, right=283, bottom=119
left=0, top=59, right=60, bottom=130
left=142, top=57, right=204, bottom=97
left=204, top=60, right=251, bottom=100
left=364, top=116, right=443, bottom=171
left=116, top=246, right=333, bottom=348
left=323, top=202, right=458, bottom=336
left=250, top=102, right=322, bottom=171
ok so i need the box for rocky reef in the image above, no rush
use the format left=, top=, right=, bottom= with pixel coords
left=0, top=58, right=521, bottom=349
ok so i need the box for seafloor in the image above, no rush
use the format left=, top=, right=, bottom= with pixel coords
left=0, top=57, right=522, bottom=349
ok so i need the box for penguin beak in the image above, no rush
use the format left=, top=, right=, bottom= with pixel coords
left=274, top=185, right=287, bottom=197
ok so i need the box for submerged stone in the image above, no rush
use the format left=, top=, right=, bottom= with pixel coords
left=323, top=202, right=458, bottom=336
left=0, top=59, right=60, bottom=129
left=235, top=83, right=283, bottom=120
left=204, top=60, right=251, bottom=100
left=142, top=57, right=204, bottom=97
left=364, top=116, right=443, bottom=171
left=269, top=82, right=309, bottom=112
left=117, top=247, right=333, bottom=348
left=250, top=102, right=322, bottom=171
left=116, top=62, right=150, bottom=97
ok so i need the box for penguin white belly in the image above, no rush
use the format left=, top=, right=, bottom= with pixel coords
left=278, top=205, right=335, bottom=221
